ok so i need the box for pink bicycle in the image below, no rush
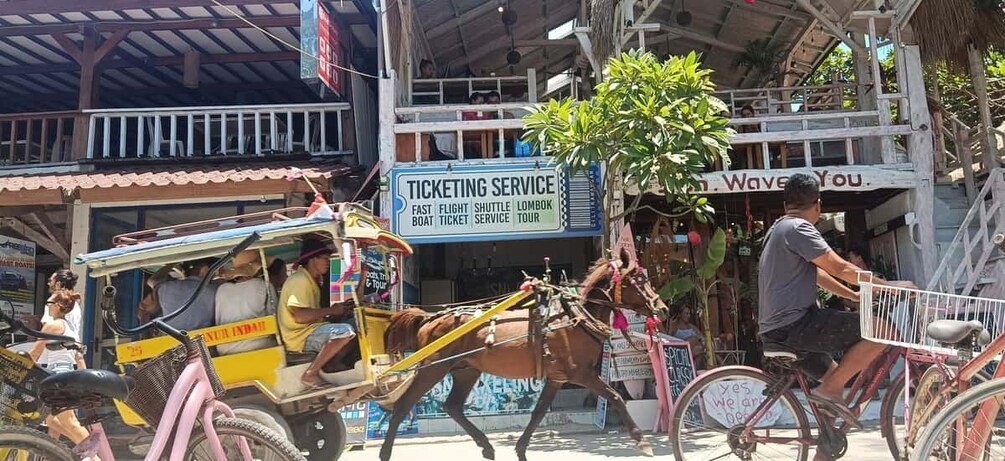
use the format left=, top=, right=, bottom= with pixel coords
left=2, top=233, right=306, bottom=461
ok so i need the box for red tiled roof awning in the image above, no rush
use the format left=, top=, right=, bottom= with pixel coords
left=0, top=161, right=354, bottom=206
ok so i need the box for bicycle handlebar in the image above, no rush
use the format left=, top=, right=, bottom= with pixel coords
left=0, top=299, right=82, bottom=352
left=102, top=232, right=261, bottom=345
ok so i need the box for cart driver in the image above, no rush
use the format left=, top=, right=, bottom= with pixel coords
left=758, top=173, right=915, bottom=433
left=278, top=238, right=357, bottom=389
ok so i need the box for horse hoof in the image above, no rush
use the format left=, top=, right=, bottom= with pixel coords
left=637, top=440, right=655, bottom=457
left=482, top=447, right=495, bottom=460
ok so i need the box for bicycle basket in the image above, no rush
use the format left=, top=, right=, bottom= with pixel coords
left=860, top=273, right=1005, bottom=356
left=122, top=336, right=225, bottom=427
left=0, top=348, right=50, bottom=425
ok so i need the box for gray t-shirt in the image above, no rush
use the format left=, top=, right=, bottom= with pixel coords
left=157, top=279, right=218, bottom=332
left=758, top=216, right=831, bottom=333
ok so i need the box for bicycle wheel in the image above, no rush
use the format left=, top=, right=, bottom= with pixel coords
left=882, top=369, right=911, bottom=460
left=0, top=426, right=74, bottom=461
left=911, top=377, right=1005, bottom=461
left=671, top=367, right=811, bottom=460
left=185, top=417, right=307, bottom=461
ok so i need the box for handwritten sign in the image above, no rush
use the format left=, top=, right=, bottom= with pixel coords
left=335, top=401, right=368, bottom=446
left=661, top=341, right=701, bottom=426
left=362, top=248, right=390, bottom=299
left=391, top=163, right=602, bottom=243
left=702, top=379, right=783, bottom=428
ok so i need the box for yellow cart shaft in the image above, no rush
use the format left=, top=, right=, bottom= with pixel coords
left=379, top=289, right=535, bottom=376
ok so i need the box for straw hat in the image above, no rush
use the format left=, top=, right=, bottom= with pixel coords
left=220, top=250, right=275, bottom=280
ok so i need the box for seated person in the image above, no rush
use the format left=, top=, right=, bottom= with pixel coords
left=139, top=258, right=218, bottom=332
left=461, top=92, right=485, bottom=120
left=278, top=238, right=358, bottom=389
left=215, top=250, right=279, bottom=355
left=667, top=302, right=707, bottom=369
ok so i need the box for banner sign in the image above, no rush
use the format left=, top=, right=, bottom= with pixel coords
left=637, top=166, right=918, bottom=195
left=366, top=400, right=419, bottom=438
left=335, top=401, right=369, bottom=446
left=416, top=373, right=544, bottom=417
left=390, top=162, right=603, bottom=244
left=300, top=0, right=342, bottom=93
left=595, top=341, right=612, bottom=430
left=0, top=235, right=35, bottom=321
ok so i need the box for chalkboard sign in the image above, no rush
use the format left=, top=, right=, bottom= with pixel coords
left=362, top=248, right=391, bottom=299
left=659, top=339, right=701, bottom=426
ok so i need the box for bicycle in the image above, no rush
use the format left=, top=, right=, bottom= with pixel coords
left=0, top=299, right=84, bottom=461
left=669, top=273, right=996, bottom=460
left=2, top=232, right=307, bottom=461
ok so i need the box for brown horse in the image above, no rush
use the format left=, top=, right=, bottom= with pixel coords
left=380, top=252, right=668, bottom=461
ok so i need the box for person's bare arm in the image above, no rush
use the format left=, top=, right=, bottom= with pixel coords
left=817, top=268, right=859, bottom=301
left=28, top=322, right=64, bottom=362
left=148, top=263, right=179, bottom=288
left=288, top=300, right=354, bottom=324
left=813, top=250, right=886, bottom=286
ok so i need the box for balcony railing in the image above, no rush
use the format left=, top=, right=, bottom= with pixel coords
left=410, top=69, right=538, bottom=106
left=716, top=83, right=861, bottom=116
left=394, top=103, right=532, bottom=162
left=725, top=110, right=914, bottom=170
left=0, top=111, right=78, bottom=166
left=85, top=103, right=352, bottom=159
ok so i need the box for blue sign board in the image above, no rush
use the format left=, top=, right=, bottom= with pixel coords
left=416, top=373, right=544, bottom=417
left=390, top=162, right=603, bottom=244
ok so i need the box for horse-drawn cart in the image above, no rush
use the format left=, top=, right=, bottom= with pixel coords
left=76, top=202, right=668, bottom=460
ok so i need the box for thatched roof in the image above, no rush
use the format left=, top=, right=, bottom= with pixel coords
left=910, top=0, right=1005, bottom=70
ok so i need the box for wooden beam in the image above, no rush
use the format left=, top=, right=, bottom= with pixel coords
left=0, top=51, right=300, bottom=76
left=0, top=16, right=301, bottom=38
left=94, top=29, right=130, bottom=63
left=659, top=24, right=746, bottom=53
left=0, top=0, right=272, bottom=16
left=28, top=212, right=69, bottom=252
left=452, top=2, right=579, bottom=69
left=722, top=0, right=811, bottom=22
left=424, top=1, right=499, bottom=41
left=794, top=0, right=865, bottom=54
left=0, top=217, right=70, bottom=262
left=53, top=33, right=83, bottom=64
left=515, top=39, right=578, bottom=47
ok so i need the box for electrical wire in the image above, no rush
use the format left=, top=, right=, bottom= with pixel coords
left=208, top=0, right=380, bottom=80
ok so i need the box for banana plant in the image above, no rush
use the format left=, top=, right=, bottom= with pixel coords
left=659, top=228, right=727, bottom=366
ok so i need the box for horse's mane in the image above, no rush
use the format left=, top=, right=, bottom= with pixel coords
left=385, top=308, right=431, bottom=354
left=580, top=257, right=614, bottom=296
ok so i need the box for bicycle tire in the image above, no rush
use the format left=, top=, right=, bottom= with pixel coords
left=885, top=365, right=992, bottom=460
left=670, top=367, right=811, bottom=461
left=882, top=369, right=910, bottom=460
left=910, top=377, right=1005, bottom=461
left=185, top=417, right=307, bottom=461
left=0, top=425, right=74, bottom=461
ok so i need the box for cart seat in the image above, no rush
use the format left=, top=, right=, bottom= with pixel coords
left=927, top=320, right=991, bottom=347
left=286, top=351, right=318, bottom=365
left=39, top=369, right=135, bottom=403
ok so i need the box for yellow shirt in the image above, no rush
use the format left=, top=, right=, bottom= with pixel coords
left=278, top=267, right=324, bottom=352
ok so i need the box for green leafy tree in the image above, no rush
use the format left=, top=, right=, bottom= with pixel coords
left=522, top=50, right=734, bottom=246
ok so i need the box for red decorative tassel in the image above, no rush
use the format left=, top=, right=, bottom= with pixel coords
left=645, top=316, right=659, bottom=335
left=612, top=309, right=629, bottom=331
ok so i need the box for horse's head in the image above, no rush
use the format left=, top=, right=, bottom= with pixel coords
left=584, top=248, right=669, bottom=321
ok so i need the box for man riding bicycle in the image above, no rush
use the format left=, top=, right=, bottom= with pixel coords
left=758, top=173, right=916, bottom=429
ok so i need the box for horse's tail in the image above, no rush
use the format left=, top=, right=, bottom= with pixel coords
left=385, top=308, right=432, bottom=354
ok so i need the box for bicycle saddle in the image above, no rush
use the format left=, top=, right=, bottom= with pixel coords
left=761, top=340, right=799, bottom=360
left=926, top=320, right=992, bottom=346
left=39, top=369, right=135, bottom=401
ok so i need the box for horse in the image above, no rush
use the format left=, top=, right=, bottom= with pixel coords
left=379, top=251, right=668, bottom=461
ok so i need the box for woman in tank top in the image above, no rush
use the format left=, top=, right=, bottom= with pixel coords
left=28, top=289, right=90, bottom=445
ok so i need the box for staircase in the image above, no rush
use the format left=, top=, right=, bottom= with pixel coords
left=927, top=169, right=1005, bottom=297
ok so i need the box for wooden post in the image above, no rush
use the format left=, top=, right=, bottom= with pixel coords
left=378, top=71, right=397, bottom=220
left=55, top=28, right=128, bottom=160
left=930, top=70, right=947, bottom=175
left=968, top=44, right=1000, bottom=169
left=903, top=44, right=939, bottom=285
left=959, top=125, right=977, bottom=203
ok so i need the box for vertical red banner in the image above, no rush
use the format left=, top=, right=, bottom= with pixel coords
left=316, top=3, right=342, bottom=94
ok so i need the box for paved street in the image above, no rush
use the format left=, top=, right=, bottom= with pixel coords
left=342, top=424, right=894, bottom=460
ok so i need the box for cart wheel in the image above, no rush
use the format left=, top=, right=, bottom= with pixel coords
left=231, top=405, right=293, bottom=440
left=290, top=411, right=348, bottom=461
